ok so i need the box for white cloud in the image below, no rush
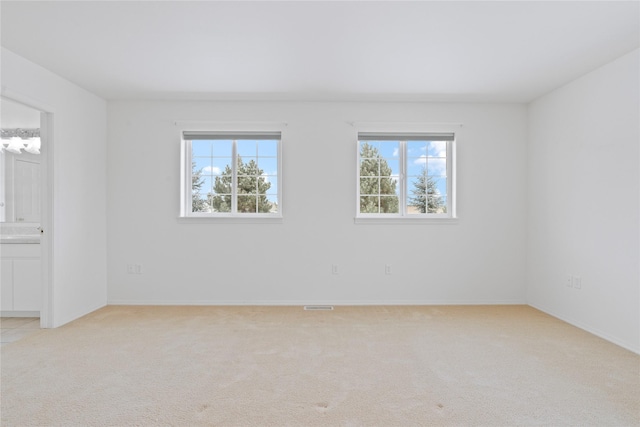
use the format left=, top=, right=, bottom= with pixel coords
left=428, top=158, right=447, bottom=175
left=202, top=166, right=221, bottom=175
left=393, top=147, right=399, bottom=157
left=428, top=142, right=447, bottom=157
left=413, top=155, right=427, bottom=165
left=412, top=156, right=446, bottom=175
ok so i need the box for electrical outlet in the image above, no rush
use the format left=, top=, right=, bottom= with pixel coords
left=566, top=275, right=573, bottom=287
left=385, top=264, right=392, bottom=275
left=331, top=264, right=339, bottom=275
left=572, top=276, right=581, bottom=289
left=127, top=264, right=143, bottom=274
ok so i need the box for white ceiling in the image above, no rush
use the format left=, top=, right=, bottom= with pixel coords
left=1, top=1, right=638, bottom=103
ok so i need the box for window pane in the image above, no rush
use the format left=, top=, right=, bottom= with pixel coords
left=427, top=194, right=446, bottom=214
left=379, top=176, right=399, bottom=196
left=208, top=158, right=232, bottom=176
left=261, top=175, right=277, bottom=194
left=237, top=195, right=257, bottom=213
left=185, top=136, right=281, bottom=217
left=237, top=140, right=257, bottom=157
left=258, top=140, right=278, bottom=157
left=360, top=196, right=379, bottom=213
left=256, top=195, right=274, bottom=213
left=258, top=157, right=278, bottom=175
left=356, top=137, right=451, bottom=218
left=427, top=158, right=447, bottom=177
left=406, top=202, right=423, bottom=215
left=198, top=176, right=213, bottom=195
left=429, top=177, right=447, bottom=213
left=378, top=141, right=399, bottom=159
left=407, top=157, right=426, bottom=175
left=382, top=158, right=400, bottom=176
left=360, top=177, right=380, bottom=195
left=407, top=141, right=427, bottom=157
left=238, top=158, right=259, bottom=176
left=407, top=184, right=427, bottom=214
left=432, top=177, right=447, bottom=198
left=237, top=176, right=258, bottom=194
left=193, top=157, right=211, bottom=178
left=359, top=141, right=381, bottom=159
left=211, top=140, right=232, bottom=157
left=380, top=196, right=399, bottom=213
left=360, top=158, right=380, bottom=176
left=209, top=194, right=231, bottom=213
left=266, top=194, right=279, bottom=213
left=192, top=140, right=213, bottom=157
left=191, top=193, right=209, bottom=213
left=211, top=175, right=231, bottom=196
left=427, top=141, right=447, bottom=157
left=256, top=175, right=271, bottom=195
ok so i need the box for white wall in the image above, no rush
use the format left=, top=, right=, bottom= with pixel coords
left=527, top=49, right=639, bottom=353
left=107, top=101, right=527, bottom=305
left=1, top=48, right=108, bottom=327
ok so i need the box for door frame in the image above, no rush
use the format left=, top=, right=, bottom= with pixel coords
left=1, top=90, right=55, bottom=328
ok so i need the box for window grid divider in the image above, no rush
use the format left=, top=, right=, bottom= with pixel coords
left=356, top=134, right=454, bottom=218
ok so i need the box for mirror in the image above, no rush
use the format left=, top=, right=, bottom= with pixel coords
left=0, top=98, right=42, bottom=223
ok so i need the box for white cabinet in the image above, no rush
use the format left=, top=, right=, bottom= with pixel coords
left=0, top=244, right=41, bottom=312
left=13, top=259, right=41, bottom=310
left=1, top=259, right=13, bottom=311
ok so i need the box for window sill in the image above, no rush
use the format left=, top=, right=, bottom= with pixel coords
left=354, top=217, right=458, bottom=225
left=178, top=216, right=283, bottom=224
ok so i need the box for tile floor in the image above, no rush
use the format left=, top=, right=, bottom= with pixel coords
left=0, top=317, right=40, bottom=346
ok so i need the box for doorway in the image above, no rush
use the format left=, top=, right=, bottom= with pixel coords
left=0, top=96, right=53, bottom=329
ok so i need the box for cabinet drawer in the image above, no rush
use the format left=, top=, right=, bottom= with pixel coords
left=0, top=243, right=40, bottom=258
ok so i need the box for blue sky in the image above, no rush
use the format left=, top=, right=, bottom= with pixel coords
left=360, top=140, right=448, bottom=200
left=192, top=139, right=279, bottom=203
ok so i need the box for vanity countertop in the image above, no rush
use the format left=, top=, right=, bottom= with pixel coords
left=0, top=235, right=41, bottom=244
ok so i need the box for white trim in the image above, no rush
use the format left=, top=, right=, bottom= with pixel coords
left=177, top=216, right=283, bottom=224
left=174, top=120, right=288, bottom=128
left=40, top=112, right=54, bottom=328
left=51, top=302, right=106, bottom=329
left=354, top=217, right=458, bottom=225
left=356, top=132, right=456, bottom=219
left=107, top=299, right=527, bottom=306
left=0, top=310, right=39, bottom=317
left=528, top=303, right=640, bottom=355
left=348, top=121, right=463, bottom=129
left=179, top=126, right=284, bottom=219
left=0, top=88, right=55, bottom=115
left=0, top=91, right=55, bottom=329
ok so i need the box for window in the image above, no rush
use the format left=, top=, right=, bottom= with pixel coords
left=181, top=131, right=281, bottom=217
left=357, top=132, right=455, bottom=219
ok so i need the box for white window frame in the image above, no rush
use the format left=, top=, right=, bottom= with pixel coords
left=355, top=130, right=457, bottom=223
left=180, top=129, right=283, bottom=222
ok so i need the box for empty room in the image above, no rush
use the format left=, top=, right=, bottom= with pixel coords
left=0, top=1, right=638, bottom=425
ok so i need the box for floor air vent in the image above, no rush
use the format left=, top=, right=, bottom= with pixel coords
left=303, top=305, right=334, bottom=311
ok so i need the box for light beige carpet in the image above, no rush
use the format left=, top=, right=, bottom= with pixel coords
left=1, top=305, right=638, bottom=426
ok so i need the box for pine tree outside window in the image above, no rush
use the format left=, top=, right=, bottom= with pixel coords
left=357, top=132, right=455, bottom=219
left=181, top=131, right=281, bottom=218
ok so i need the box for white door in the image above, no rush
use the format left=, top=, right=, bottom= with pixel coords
left=14, top=158, right=41, bottom=223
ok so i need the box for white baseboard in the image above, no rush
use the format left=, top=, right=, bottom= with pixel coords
left=1, top=310, right=39, bottom=317
left=52, top=302, right=107, bottom=328
left=107, top=299, right=526, bottom=306
left=528, top=303, right=640, bottom=355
